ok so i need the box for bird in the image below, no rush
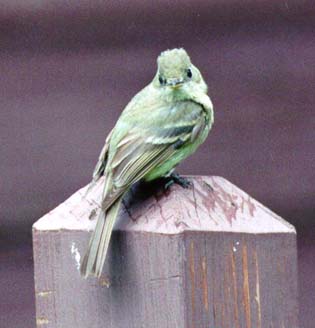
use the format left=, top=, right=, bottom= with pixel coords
left=80, top=48, right=214, bottom=278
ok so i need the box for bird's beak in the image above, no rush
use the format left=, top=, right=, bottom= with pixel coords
left=167, top=78, right=184, bottom=89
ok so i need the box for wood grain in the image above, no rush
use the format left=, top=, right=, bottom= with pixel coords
left=33, top=176, right=298, bottom=327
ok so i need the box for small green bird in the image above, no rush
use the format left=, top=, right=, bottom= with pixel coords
left=80, top=48, right=214, bottom=278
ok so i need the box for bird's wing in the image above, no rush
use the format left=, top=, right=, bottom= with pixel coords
left=101, top=101, right=205, bottom=209
left=83, top=129, right=114, bottom=198
left=92, top=129, right=114, bottom=182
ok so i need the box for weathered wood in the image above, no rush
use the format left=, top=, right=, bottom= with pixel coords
left=33, top=176, right=298, bottom=328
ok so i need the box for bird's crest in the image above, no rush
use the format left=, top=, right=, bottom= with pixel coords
left=157, top=48, right=191, bottom=79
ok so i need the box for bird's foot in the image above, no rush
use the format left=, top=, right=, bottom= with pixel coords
left=164, top=173, right=192, bottom=190
left=164, top=178, right=175, bottom=190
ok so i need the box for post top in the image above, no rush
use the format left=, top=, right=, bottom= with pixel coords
left=33, top=176, right=295, bottom=234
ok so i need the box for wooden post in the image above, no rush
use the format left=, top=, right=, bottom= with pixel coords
left=33, top=176, right=298, bottom=328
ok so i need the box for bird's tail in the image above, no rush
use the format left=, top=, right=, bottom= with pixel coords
left=80, top=195, right=123, bottom=278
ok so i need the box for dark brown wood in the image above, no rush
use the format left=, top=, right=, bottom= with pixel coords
left=33, top=176, right=298, bottom=328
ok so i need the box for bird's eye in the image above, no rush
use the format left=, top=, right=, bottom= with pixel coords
left=159, top=76, right=165, bottom=85
left=187, top=68, right=192, bottom=78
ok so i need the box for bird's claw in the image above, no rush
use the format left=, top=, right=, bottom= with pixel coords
left=164, top=179, right=175, bottom=190
left=164, top=173, right=192, bottom=190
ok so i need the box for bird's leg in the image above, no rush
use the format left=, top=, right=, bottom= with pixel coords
left=164, top=178, right=175, bottom=190
left=165, top=172, right=192, bottom=189
left=171, top=173, right=192, bottom=188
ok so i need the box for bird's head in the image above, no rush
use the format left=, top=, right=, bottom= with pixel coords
left=154, top=48, right=205, bottom=91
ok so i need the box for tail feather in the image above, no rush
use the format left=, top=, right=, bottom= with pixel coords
left=80, top=196, right=123, bottom=278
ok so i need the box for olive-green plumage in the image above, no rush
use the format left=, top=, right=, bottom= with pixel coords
left=80, top=48, right=214, bottom=278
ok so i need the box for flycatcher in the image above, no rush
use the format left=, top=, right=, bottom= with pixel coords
left=81, top=48, right=214, bottom=278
